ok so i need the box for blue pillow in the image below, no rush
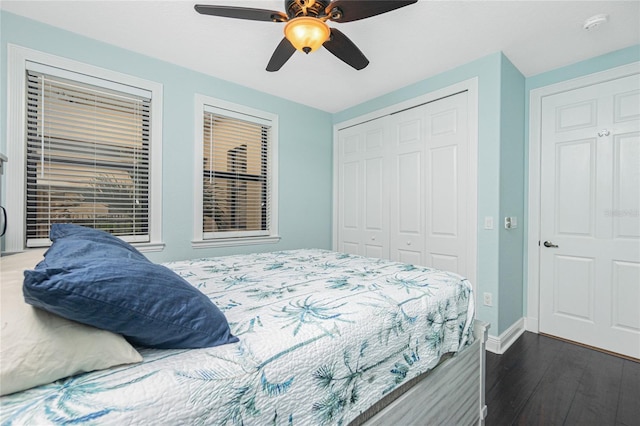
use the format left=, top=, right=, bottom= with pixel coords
left=23, top=225, right=239, bottom=349
left=44, top=223, right=148, bottom=265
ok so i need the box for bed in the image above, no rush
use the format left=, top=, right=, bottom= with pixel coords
left=1, top=226, right=488, bottom=425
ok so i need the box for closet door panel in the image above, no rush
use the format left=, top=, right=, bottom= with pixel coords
left=390, top=108, right=425, bottom=264
left=337, top=118, right=389, bottom=258
left=394, top=152, right=423, bottom=264
left=363, top=125, right=389, bottom=258
left=425, top=92, right=468, bottom=276
left=397, top=249, right=423, bottom=266
left=365, top=157, right=384, bottom=231
left=429, top=253, right=459, bottom=273
left=428, top=144, right=460, bottom=263
left=363, top=155, right=387, bottom=258
left=398, top=153, right=421, bottom=233
left=429, top=145, right=458, bottom=237
left=338, top=160, right=361, bottom=254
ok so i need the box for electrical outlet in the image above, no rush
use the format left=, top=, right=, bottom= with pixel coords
left=483, top=292, right=493, bottom=307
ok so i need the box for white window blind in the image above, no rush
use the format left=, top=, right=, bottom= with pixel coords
left=202, top=111, right=271, bottom=239
left=25, top=70, right=151, bottom=246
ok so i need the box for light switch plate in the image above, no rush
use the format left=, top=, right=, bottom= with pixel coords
left=484, top=217, right=494, bottom=230
left=483, top=292, right=493, bottom=307
left=504, top=216, right=518, bottom=229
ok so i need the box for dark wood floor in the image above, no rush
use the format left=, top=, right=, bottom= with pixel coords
left=485, top=332, right=640, bottom=426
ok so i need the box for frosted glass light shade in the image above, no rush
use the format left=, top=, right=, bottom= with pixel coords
left=284, top=17, right=330, bottom=53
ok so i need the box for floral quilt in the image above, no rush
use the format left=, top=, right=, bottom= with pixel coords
left=1, top=249, right=474, bottom=425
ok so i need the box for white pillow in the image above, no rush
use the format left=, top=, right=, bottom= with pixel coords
left=0, top=249, right=143, bottom=396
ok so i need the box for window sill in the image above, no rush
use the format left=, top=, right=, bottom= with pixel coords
left=134, top=242, right=166, bottom=253
left=24, top=240, right=165, bottom=253
left=191, top=235, right=281, bottom=249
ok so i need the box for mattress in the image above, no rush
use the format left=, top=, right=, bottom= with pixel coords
left=1, top=249, right=475, bottom=425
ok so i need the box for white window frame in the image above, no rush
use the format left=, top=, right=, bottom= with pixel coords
left=192, top=94, right=279, bottom=248
left=5, top=44, right=164, bottom=252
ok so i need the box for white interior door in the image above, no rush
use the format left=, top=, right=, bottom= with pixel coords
left=337, top=118, right=390, bottom=259
left=539, top=74, right=640, bottom=359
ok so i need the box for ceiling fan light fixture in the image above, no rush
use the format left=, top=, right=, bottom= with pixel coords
left=195, top=1, right=418, bottom=70
left=284, top=17, right=330, bottom=54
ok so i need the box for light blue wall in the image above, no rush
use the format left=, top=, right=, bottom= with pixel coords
left=0, top=11, right=334, bottom=262
left=498, top=54, right=525, bottom=334
left=525, top=45, right=640, bottom=92
left=334, top=53, right=505, bottom=334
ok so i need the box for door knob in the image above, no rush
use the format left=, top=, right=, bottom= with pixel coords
left=0, top=206, right=6, bottom=237
left=543, top=241, right=559, bottom=248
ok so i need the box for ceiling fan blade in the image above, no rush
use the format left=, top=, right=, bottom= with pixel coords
left=326, top=0, right=417, bottom=23
left=194, top=5, right=288, bottom=22
left=323, top=28, right=369, bottom=70
left=266, top=38, right=297, bottom=72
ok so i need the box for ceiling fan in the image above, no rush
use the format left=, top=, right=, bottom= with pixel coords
left=195, top=0, right=418, bottom=72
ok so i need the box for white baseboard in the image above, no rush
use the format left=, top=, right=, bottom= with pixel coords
left=525, top=316, right=539, bottom=333
left=485, top=317, right=526, bottom=354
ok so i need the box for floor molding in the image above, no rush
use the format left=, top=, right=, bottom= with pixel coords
left=540, top=333, right=640, bottom=362
left=486, top=317, right=526, bottom=354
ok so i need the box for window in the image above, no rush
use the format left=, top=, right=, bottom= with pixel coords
left=25, top=71, right=150, bottom=245
left=193, top=96, right=279, bottom=247
left=5, top=45, right=163, bottom=252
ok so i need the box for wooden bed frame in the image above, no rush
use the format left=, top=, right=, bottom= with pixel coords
left=358, top=321, right=489, bottom=425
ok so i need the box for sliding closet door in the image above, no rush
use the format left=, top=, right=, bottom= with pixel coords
left=388, top=91, right=469, bottom=273
left=336, top=91, right=470, bottom=277
left=389, top=106, right=426, bottom=265
left=336, top=118, right=390, bottom=258
left=424, top=92, right=469, bottom=275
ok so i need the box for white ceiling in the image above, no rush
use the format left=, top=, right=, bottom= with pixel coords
left=2, top=0, right=639, bottom=112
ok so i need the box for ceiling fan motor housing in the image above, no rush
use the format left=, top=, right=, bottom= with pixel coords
left=285, top=0, right=331, bottom=19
